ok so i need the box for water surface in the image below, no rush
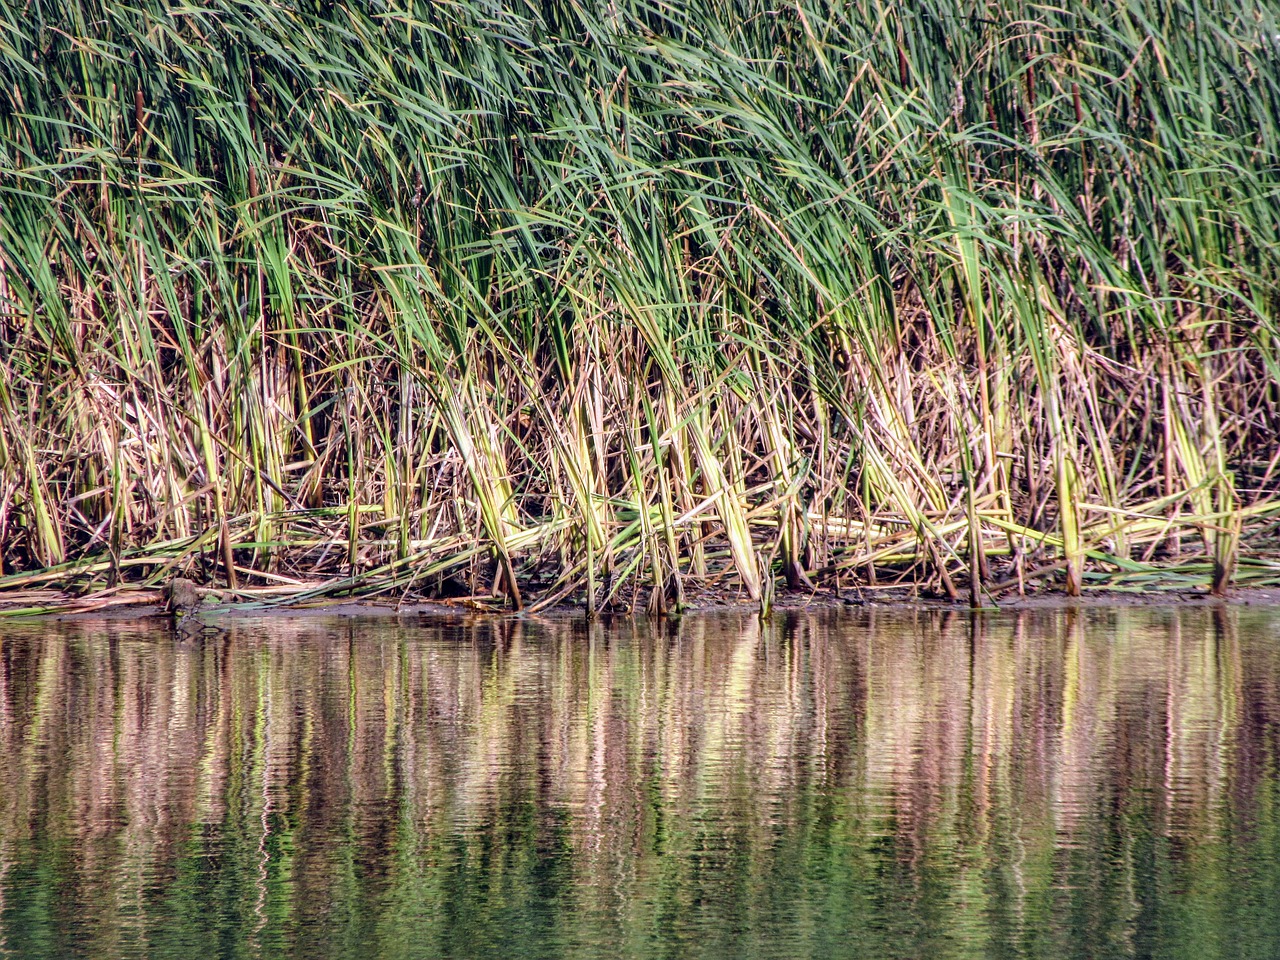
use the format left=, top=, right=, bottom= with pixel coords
left=1, top=606, right=1278, bottom=958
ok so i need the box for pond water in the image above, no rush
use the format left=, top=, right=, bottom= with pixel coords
left=0, top=606, right=1277, bottom=959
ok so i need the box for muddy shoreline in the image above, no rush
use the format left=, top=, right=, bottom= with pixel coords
left=5, top=583, right=1280, bottom=625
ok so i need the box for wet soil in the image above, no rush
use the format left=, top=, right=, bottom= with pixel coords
left=5, top=582, right=1280, bottom=625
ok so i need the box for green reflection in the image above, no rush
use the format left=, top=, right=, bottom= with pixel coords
left=0, top=607, right=1278, bottom=959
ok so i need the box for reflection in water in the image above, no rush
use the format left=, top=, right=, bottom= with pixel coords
left=0, top=607, right=1278, bottom=959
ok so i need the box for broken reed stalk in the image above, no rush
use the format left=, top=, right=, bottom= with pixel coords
left=0, top=0, right=1278, bottom=610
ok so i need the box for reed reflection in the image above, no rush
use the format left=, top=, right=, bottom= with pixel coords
left=0, top=606, right=1277, bottom=959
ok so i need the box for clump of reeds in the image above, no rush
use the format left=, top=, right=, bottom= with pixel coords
left=1, top=0, right=1279, bottom=611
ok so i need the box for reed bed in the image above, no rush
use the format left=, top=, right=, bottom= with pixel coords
left=1, top=0, right=1278, bottom=611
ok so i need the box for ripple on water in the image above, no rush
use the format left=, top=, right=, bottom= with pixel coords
left=0, top=605, right=1278, bottom=958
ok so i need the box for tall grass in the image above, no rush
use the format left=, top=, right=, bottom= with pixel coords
left=1, top=0, right=1278, bottom=608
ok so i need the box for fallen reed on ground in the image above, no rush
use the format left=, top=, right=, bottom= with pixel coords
left=1, top=0, right=1279, bottom=612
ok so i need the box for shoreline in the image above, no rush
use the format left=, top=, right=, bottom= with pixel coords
left=6, top=583, right=1280, bottom=625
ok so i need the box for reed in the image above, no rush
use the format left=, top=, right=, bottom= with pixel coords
left=1, top=0, right=1278, bottom=609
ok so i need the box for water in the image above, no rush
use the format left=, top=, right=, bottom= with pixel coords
left=0, top=605, right=1277, bottom=959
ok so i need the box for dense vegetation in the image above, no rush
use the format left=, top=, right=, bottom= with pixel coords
left=1, top=0, right=1279, bottom=611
